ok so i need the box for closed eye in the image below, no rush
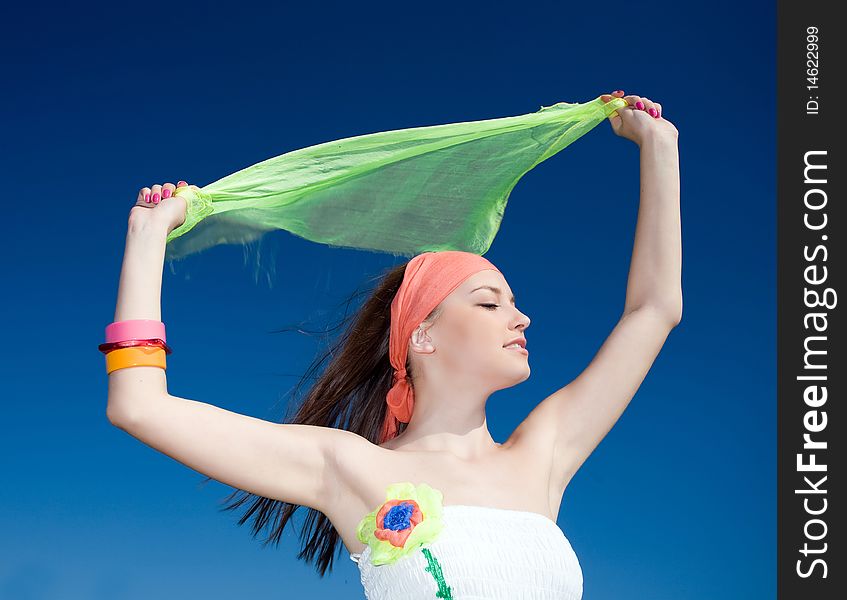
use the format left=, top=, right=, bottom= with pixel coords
left=479, top=303, right=499, bottom=310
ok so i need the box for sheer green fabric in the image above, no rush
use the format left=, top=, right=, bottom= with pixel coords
left=166, top=95, right=626, bottom=260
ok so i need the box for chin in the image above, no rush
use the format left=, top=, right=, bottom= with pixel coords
left=504, top=363, right=531, bottom=386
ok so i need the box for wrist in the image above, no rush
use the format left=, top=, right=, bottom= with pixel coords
left=127, top=209, right=172, bottom=239
left=638, top=130, right=678, bottom=151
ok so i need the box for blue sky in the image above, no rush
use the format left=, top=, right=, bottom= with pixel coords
left=1, top=1, right=774, bottom=598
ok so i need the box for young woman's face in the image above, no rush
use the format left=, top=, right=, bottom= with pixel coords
left=419, top=269, right=532, bottom=390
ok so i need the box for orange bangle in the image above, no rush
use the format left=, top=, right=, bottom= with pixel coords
left=105, top=345, right=167, bottom=374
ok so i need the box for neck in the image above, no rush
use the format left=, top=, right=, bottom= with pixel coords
left=386, top=378, right=501, bottom=460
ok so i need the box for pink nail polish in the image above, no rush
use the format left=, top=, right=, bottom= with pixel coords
left=145, top=193, right=150, bottom=203
left=163, top=188, right=171, bottom=199
left=648, top=108, right=657, bottom=117
left=152, top=193, right=160, bottom=204
left=636, top=101, right=644, bottom=110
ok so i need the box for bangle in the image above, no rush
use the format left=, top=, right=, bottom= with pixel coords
left=98, top=338, right=172, bottom=355
left=105, top=319, right=167, bottom=344
left=101, top=320, right=171, bottom=373
left=105, top=346, right=167, bottom=374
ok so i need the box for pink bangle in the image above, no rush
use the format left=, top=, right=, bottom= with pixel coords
left=105, top=319, right=166, bottom=343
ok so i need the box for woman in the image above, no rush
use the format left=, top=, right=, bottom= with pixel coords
left=105, top=89, right=681, bottom=599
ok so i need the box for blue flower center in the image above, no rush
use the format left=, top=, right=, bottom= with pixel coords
left=384, top=502, right=414, bottom=531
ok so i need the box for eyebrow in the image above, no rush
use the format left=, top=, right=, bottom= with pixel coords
left=470, top=285, right=515, bottom=305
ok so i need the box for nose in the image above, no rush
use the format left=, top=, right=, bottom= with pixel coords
left=513, top=308, right=530, bottom=331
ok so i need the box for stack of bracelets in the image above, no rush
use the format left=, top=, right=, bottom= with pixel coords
left=98, top=319, right=172, bottom=374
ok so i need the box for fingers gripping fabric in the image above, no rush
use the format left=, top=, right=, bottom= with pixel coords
left=166, top=96, right=626, bottom=261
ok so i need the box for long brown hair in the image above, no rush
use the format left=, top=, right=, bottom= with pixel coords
left=198, top=259, right=443, bottom=576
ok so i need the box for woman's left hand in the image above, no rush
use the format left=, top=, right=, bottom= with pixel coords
left=600, top=90, right=678, bottom=146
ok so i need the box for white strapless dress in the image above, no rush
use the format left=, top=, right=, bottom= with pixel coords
left=350, top=501, right=583, bottom=599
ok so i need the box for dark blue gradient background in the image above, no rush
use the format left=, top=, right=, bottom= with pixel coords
left=1, top=1, right=774, bottom=598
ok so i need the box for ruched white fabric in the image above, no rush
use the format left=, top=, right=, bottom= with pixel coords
left=349, top=504, right=583, bottom=599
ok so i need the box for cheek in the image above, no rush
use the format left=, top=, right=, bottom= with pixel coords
left=436, top=309, right=498, bottom=359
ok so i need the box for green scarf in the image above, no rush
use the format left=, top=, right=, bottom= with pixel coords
left=167, top=95, right=625, bottom=260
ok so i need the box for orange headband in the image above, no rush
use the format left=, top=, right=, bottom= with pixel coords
left=380, top=250, right=502, bottom=444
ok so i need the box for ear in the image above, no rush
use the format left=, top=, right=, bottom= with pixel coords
left=409, top=323, right=436, bottom=355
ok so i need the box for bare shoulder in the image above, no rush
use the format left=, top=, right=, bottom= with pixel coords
left=503, top=399, right=569, bottom=511
left=323, top=429, right=388, bottom=516
left=505, top=397, right=559, bottom=458
left=320, top=429, right=400, bottom=553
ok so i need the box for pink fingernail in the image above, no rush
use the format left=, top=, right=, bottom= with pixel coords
left=636, top=101, right=644, bottom=110
left=163, top=188, right=171, bottom=199
left=145, top=193, right=150, bottom=203
left=648, top=108, right=657, bottom=117
left=152, top=193, right=160, bottom=204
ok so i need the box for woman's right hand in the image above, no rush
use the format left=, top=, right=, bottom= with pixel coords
left=128, top=180, right=190, bottom=234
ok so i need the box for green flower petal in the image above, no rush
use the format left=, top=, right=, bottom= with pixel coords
left=356, top=513, right=377, bottom=545
left=370, top=540, right=409, bottom=565
left=401, top=516, right=443, bottom=549
left=384, top=481, right=417, bottom=501
left=414, top=483, right=444, bottom=518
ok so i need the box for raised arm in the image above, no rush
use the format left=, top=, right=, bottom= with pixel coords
left=105, top=182, right=336, bottom=513
left=512, top=92, right=682, bottom=492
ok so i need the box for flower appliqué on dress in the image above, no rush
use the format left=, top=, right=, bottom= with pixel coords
left=356, top=481, right=453, bottom=599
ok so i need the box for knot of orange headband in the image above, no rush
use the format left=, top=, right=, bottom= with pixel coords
left=381, top=250, right=502, bottom=444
